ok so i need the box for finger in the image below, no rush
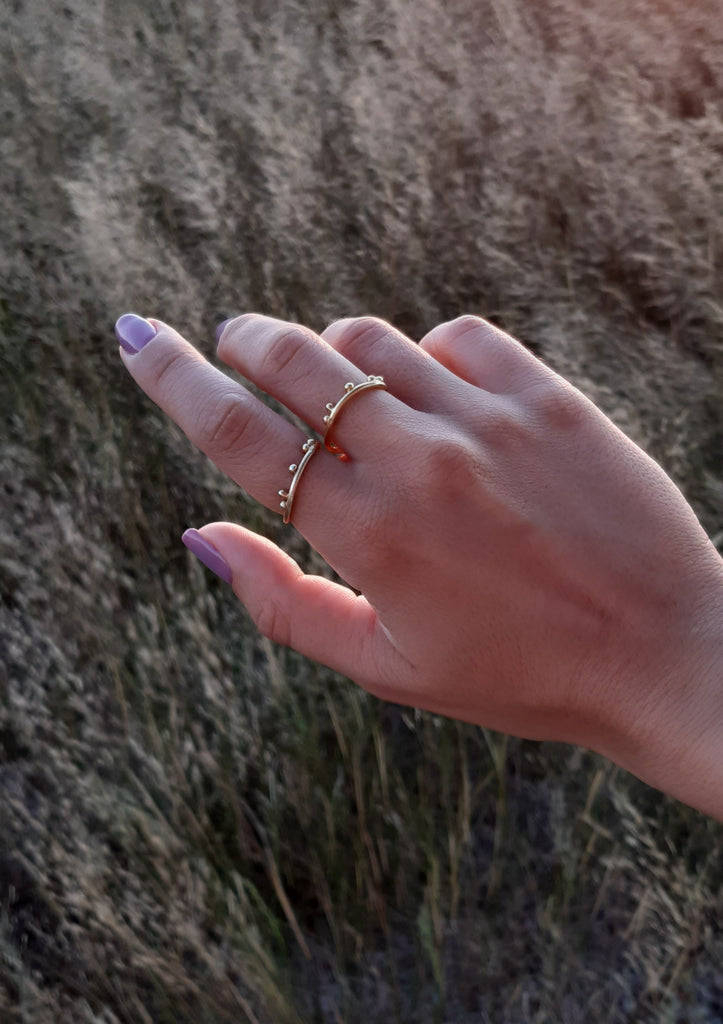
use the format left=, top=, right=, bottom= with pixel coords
left=118, top=315, right=343, bottom=518
left=196, top=521, right=410, bottom=693
left=217, top=314, right=405, bottom=457
left=418, top=316, right=546, bottom=394
left=320, top=316, right=469, bottom=413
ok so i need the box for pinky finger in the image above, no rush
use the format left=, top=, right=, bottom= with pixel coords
left=419, top=315, right=544, bottom=394
left=183, top=522, right=405, bottom=690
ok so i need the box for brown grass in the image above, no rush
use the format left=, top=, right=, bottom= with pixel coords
left=1, top=0, right=722, bottom=1021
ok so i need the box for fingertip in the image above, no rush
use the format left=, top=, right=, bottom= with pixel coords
left=215, top=317, right=237, bottom=343
left=195, top=522, right=298, bottom=588
left=115, top=313, right=157, bottom=354
left=182, top=527, right=233, bottom=584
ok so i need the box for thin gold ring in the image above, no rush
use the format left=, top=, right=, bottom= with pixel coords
left=278, top=438, right=321, bottom=524
left=323, top=375, right=387, bottom=460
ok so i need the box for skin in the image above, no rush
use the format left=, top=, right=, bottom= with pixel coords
left=118, top=313, right=723, bottom=820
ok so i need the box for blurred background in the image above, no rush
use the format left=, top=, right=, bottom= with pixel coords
left=1, top=1, right=722, bottom=1021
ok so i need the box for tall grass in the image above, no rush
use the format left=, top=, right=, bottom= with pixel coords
left=1, top=0, right=722, bottom=1021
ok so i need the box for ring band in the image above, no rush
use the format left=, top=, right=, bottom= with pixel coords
left=323, top=375, right=387, bottom=460
left=278, top=438, right=320, bottom=524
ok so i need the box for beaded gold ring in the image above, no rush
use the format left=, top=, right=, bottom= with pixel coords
left=278, top=439, right=321, bottom=524
left=322, top=375, right=387, bottom=460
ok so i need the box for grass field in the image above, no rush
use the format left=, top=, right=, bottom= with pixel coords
left=1, top=0, right=722, bottom=1021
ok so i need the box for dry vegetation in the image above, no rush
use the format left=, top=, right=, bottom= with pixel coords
left=1, top=0, right=722, bottom=1021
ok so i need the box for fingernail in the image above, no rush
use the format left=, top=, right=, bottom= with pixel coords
left=182, top=529, right=233, bottom=584
left=215, top=317, right=235, bottom=343
left=115, top=313, right=157, bottom=354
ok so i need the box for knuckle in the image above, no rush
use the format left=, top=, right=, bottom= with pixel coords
left=217, top=313, right=262, bottom=354
left=448, top=315, right=512, bottom=350
left=322, top=317, right=356, bottom=339
left=254, top=597, right=291, bottom=647
left=421, top=315, right=495, bottom=354
left=530, top=378, right=588, bottom=433
left=477, top=400, right=532, bottom=455
left=264, top=325, right=310, bottom=383
left=448, top=314, right=486, bottom=337
left=324, top=316, right=391, bottom=355
left=422, top=433, right=483, bottom=492
left=194, top=389, right=254, bottom=455
left=150, top=347, right=193, bottom=392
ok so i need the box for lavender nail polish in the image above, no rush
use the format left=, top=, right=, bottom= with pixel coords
left=182, top=529, right=233, bottom=584
left=115, top=313, right=157, bottom=354
left=215, top=317, right=235, bottom=343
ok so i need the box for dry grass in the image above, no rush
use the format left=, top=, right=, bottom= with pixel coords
left=1, top=0, right=722, bottom=1021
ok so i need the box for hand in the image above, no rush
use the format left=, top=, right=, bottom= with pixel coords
left=115, top=312, right=723, bottom=818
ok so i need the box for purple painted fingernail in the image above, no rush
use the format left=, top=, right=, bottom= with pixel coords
left=182, top=529, right=233, bottom=584
left=215, top=317, right=235, bottom=342
left=115, top=313, right=157, bottom=354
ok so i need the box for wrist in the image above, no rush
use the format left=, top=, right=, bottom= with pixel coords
left=606, top=556, right=723, bottom=820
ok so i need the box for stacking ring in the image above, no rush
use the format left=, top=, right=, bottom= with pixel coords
left=278, top=438, right=321, bottom=524
left=322, top=375, right=387, bottom=460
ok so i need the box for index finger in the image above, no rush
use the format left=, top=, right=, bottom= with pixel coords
left=116, top=315, right=344, bottom=523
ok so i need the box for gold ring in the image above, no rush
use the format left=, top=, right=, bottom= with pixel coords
left=278, top=438, right=320, bottom=524
left=322, top=375, right=387, bottom=460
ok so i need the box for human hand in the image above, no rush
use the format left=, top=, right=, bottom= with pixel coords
left=115, top=312, right=723, bottom=818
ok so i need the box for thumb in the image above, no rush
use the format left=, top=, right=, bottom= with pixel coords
left=182, top=522, right=404, bottom=690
